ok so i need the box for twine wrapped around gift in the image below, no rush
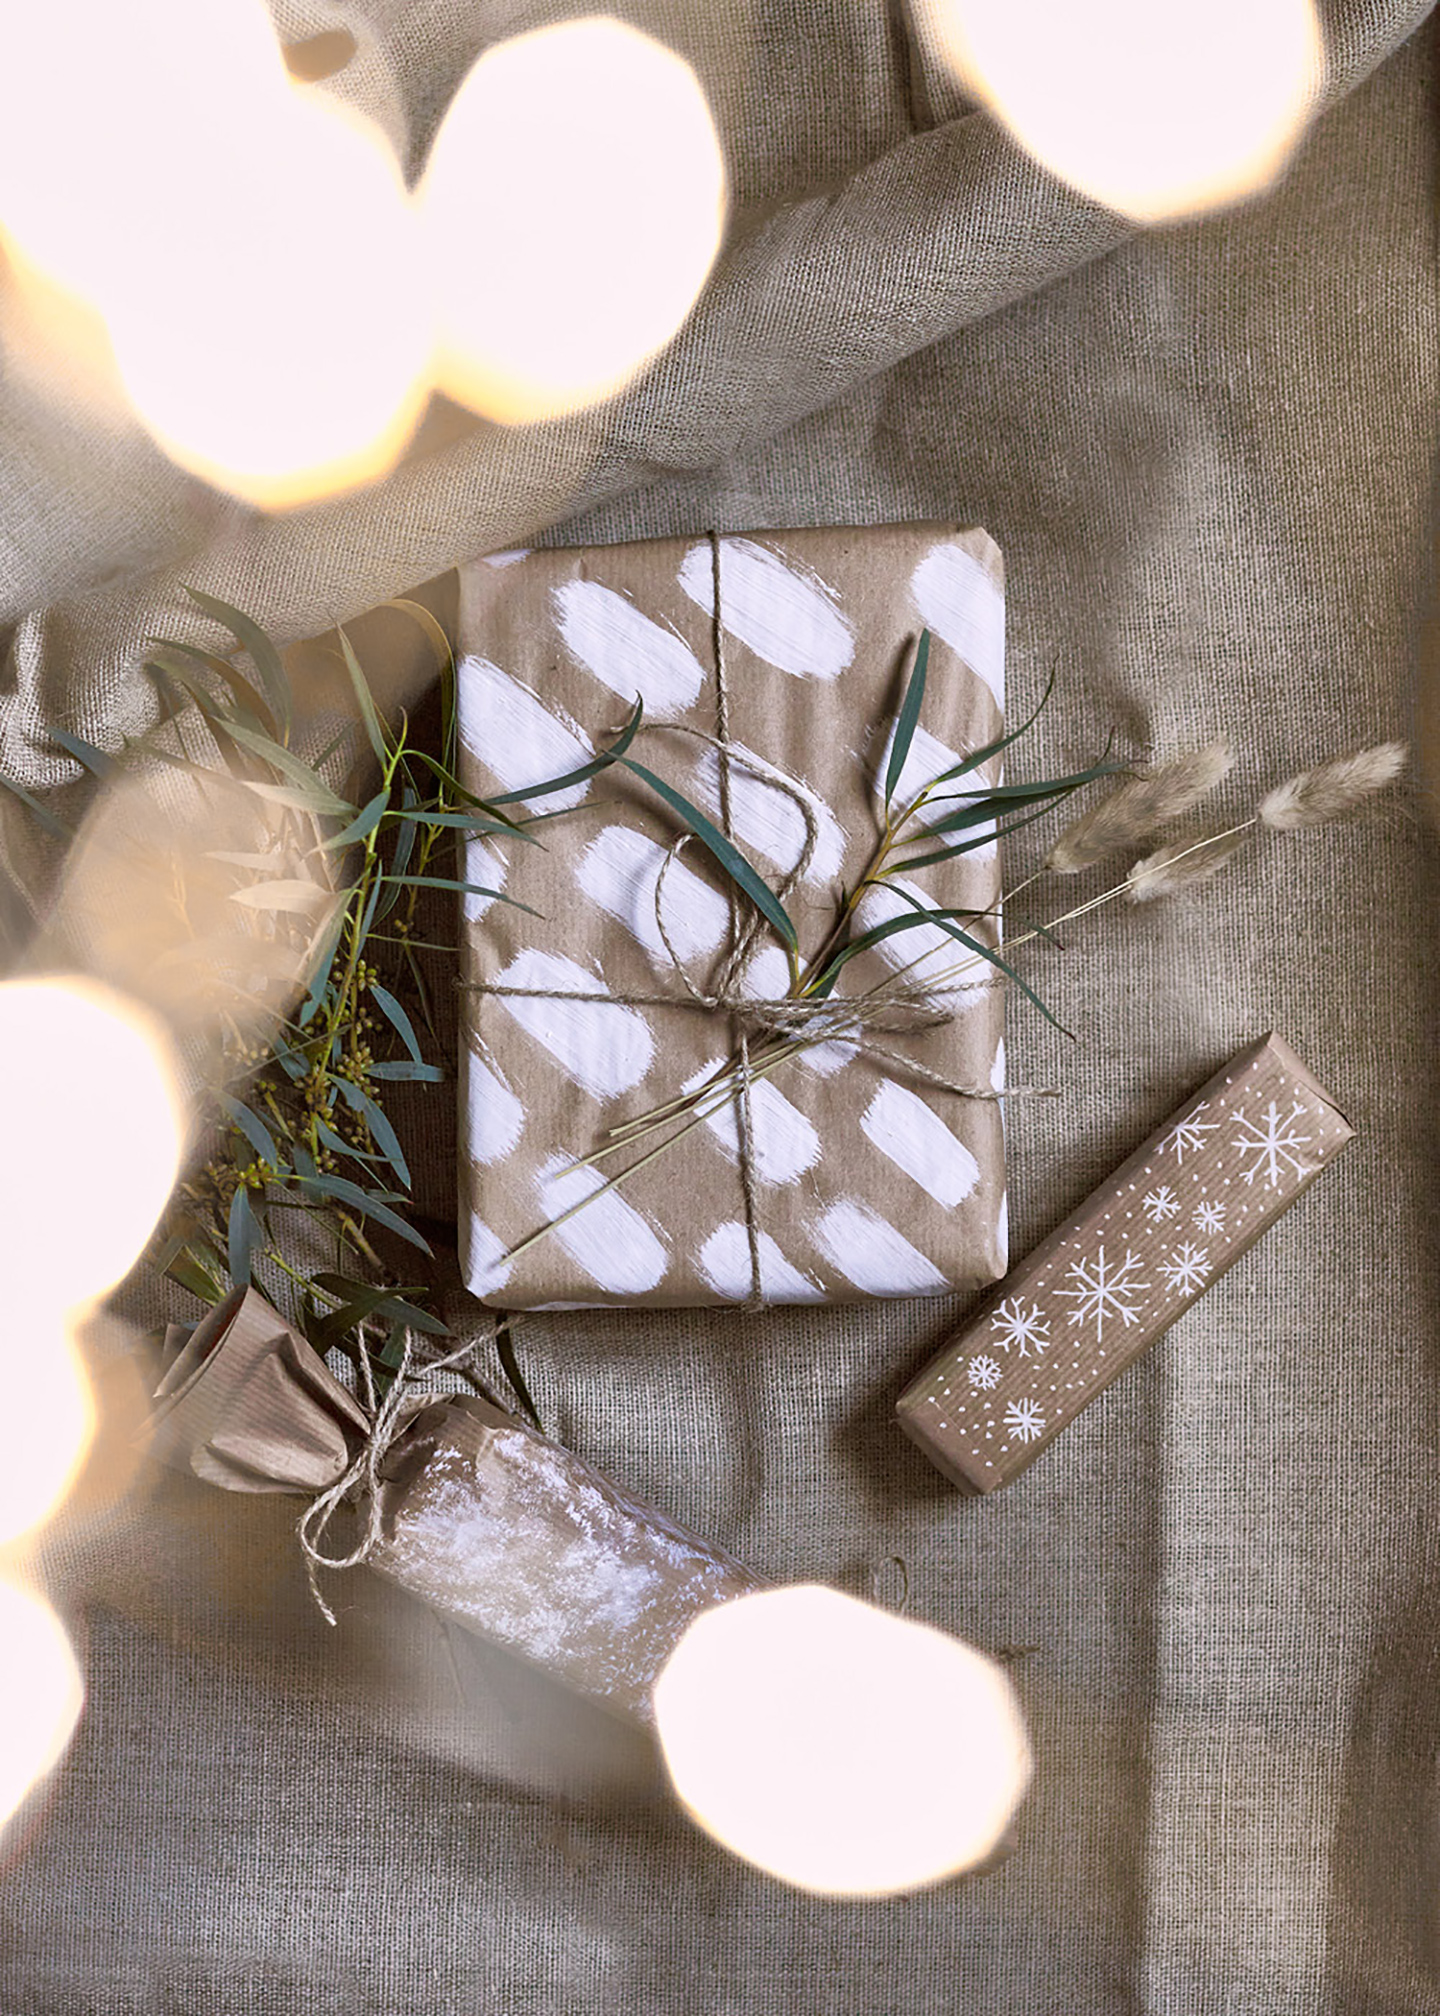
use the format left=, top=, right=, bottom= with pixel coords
left=466, top=530, right=1023, bottom=1310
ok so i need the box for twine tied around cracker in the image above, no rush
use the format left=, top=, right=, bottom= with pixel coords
left=468, top=532, right=1023, bottom=1310
left=297, top=1326, right=484, bottom=1622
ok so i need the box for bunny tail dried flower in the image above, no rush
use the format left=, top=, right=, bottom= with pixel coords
left=1258, top=743, right=1407, bottom=831
left=1125, top=826, right=1250, bottom=903
left=1044, top=741, right=1232, bottom=874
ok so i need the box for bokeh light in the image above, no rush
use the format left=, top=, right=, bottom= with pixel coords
left=421, top=18, right=727, bottom=425
left=0, top=979, right=186, bottom=1309
left=927, top=0, right=1323, bottom=221
left=102, top=93, right=433, bottom=509
left=0, top=1580, right=85, bottom=1833
left=0, top=1327, right=95, bottom=1548
left=652, top=1585, right=1032, bottom=1895
left=0, top=977, right=185, bottom=1834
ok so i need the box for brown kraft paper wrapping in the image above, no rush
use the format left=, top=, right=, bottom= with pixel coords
left=455, top=521, right=1008, bottom=1309
left=148, top=1288, right=763, bottom=1723
left=896, top=1034, right=1354, bottom=1492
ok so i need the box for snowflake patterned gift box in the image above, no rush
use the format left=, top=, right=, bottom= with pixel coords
left=896, top=1033, right=1354, bottom=1491
left=455, top=522, right=1008, bottom=1308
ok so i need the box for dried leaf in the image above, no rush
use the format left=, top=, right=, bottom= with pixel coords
left=1258, top=742, right=1406, bottom=830
left=1045, top=743, right=1232, bottom=873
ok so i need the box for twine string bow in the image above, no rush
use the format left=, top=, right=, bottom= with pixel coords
left=297, top=1328, right=483, bottom=1622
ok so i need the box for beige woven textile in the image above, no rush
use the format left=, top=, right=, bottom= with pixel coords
left=1, top=2, right=1438, bottom=2012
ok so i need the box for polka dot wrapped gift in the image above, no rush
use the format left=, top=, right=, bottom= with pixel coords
left=456, top=523, right=1010, bottom=1310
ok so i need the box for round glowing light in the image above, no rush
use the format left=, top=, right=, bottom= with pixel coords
left=0, top=1324, right=95, bottom=1547
left=0, top=0, right=290, bottom=304
left=421, top=18, right=727, bottom=424
left=104, top=93, right=433, bottom=508
left=0, top=1580, right=84, bottom=1830
left=652, top=1585, right=1032, bottom=1896
left=0, top=980, right=185, bottom=1308
left=926, top=0, right=1323, bottom=221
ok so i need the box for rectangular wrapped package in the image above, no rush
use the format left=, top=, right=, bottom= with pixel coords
left=148, top=1289, right=763, bottom=1724
left=455, top=522, right=1009, bottom=1308
left=896, top=1033, right=1354, bottom=1491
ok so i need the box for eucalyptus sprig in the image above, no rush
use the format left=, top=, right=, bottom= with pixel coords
left=40, top=592, right=644, bottom=1388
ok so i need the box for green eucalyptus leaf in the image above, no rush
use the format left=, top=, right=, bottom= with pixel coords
left=220, top=718, right=355, bottom=812
left=893, top=792, right=1099, bottom=875
left=0, top=771, right=72, bottom=841
left=229, top=880, right=333, bottom=914
left=332, top=1077, right=411, bottom=1189
left=145, top=635, right=278, bottom=737
left=369, top=982, right=422, bottom=1064
left=336, top=627, right=388, bottom=764
left=315, top=1118, right=385, bottom=1165
left=183, top=587, right=293, bottom=742
left=390, top=805, right=535, bottom=840
left=51, top=727, right=119, bottom=782
left=619, top=757, right=798, bottom=953
left=227, top=1185, right=261, bottom=1287
left=165, top=1247, right=225, bottom=1304
left=922, top=663, right=1061, bottom=789
left=322, top=790, right=389, bottom=852
left=495, top=1319, right=543, bottom=1432
left=291, top=1168, right=432, bottom=1253
left=484, top=697, right=644, bottom=806
left=885, top=629, right=930, bottom=809
left=215, top=1092, right=279, bottom=1168
left=367, top=1059, right=445, bottom=1083
left=381, top=874, right=540, bottom=914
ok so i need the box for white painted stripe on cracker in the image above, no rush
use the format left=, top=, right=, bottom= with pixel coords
left=990, top=1038, right=1006, bottom=1094
left=492, top=949, right=653, bottom=1098
left=465, top=1048, right=524, bottom=1165
left=693, top=743, right=845, bottom=886
left=575, top=825, right=728, bottom=969
left=481, top=548, right=531, bottom=568
left=995, top=1190, right=1009, bottom=1269
left=464, top=1214, right=513, bottom=1297
left=463, top=835, right=507, bottom=923
left=537, top=1155, right=668, bottom=1294
left=860, top=1079, right=980, bottom=1208
left=457, top=654, right=595, bottom=813
left=909, top=541, right=1005, bottom=707
left=552, top=579, right=706, bottom=718
left=682, top=1061, right=821, bottom=1187
left=697, top=1223, right=825, bottom=1303
left=678, top=537, right=854, bottom=681
left=812, top=1200, right=950, bottom=1296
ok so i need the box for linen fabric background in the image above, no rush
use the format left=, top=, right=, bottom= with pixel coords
left=0, top=1, right=1438, bottom=2011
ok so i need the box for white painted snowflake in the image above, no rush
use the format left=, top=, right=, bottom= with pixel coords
left=1142, top=1184, right=1180, bottom=1224
left=1158, top=1241, right=1211, bottom=1295
left=1232, top=1099, right=1311, bottom=1189
left=1160, top=1102, right=1218, bottom=1163
left=1056, top=1245, right=1148, bottom=1335
left=990, top=1295, right=1052, bottom=1358
left=1003, top=1398, right=1046, bottom=1444
left=1193, top=1198, right=1227, bottom=1235
left=967, top=1354, right=1002, bottom=1391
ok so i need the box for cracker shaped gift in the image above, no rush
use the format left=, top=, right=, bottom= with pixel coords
left=455, top=522, right=1009, bottom=1309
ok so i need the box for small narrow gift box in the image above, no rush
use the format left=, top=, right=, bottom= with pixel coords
left=896, top=1033, right=1354, bottom=1491
left=147, top=1288, right=762, bottom=1723
left=455, top=522, right=1009, bottom=1309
